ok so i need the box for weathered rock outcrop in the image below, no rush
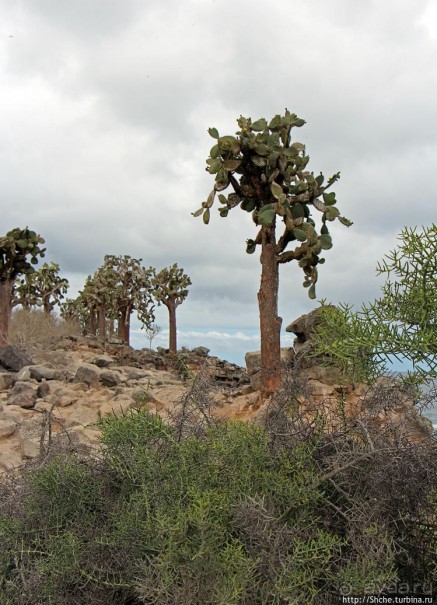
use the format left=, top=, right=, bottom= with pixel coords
left=0, top=338, right=251, bottom=471
left=0, top=323, right=432, bottom=473
left=285, top=306, right=336, bottom=361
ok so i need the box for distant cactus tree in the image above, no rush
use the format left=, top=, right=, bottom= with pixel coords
left=78, top=266, right=117, bottom=339
left=78, top=276, right=100, bottom=336
left=194, top=111, right=352, bottom=393
left=14, top=262, right=69, bottom=314
left=60, top=297, right=89, bottom=333
left=0, top=228, right=45, bottom=346
left=11, top=274, right=35, bottom=311
left=99, top=255, right=155, bottom=345
left=152, top=264, right=191, bottom=353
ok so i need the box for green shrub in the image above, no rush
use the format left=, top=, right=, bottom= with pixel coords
left=0, top=404, right=434, bottom=604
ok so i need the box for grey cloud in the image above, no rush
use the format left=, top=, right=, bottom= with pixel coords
left=0, top=0, right=435, bottom=364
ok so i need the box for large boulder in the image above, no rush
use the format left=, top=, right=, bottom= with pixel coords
left=100, top=370, right=123, bottom=387
left=0, top=346, right=32, bottom=372
left=73, top=363, right=101, bottom=388
left=192, top=346, right=210, bottom=357
left=286, top=306, right=337, bottom=359
left=7, top=381, right=38, bottom=409
left=286, top=306, right=332, bottom=342
left=27, top=365, right=64, bottom=382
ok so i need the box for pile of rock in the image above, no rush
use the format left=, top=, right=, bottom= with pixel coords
left=0, top=338, right=254, bottom=471
left=0, top=309, right=432, bottom=472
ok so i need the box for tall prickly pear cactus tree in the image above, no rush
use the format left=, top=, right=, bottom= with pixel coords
left=0, top=228, right=45, bottom=346
left=152, top=263, right=191, bottom=353
left=14, top=262, right=69, bottom=314
left=103, top=255, right=155, bottom=345
left=79, top=276, right=100, bottom=336
left=79, top=265, right=121, bottom=339
left=194, top=111, right=352, bottom=393
left=81, top=265, right=117, bottom=340
left=92, top=267, right=114, bottom=340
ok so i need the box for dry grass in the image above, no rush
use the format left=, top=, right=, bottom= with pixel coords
left=8, top=308, right=81, bottom=352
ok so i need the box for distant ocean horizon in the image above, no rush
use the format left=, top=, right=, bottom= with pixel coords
left=420, top=378, right=437, bottom=430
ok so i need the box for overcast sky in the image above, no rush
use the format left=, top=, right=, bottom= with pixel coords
left=1, top=0, right=436, bottom=365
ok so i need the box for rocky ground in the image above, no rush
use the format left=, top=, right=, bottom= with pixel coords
left=0, top=310, right=433, bottom=472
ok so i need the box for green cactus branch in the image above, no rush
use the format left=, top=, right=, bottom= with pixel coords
left=14, top=262, right=69, bottom=314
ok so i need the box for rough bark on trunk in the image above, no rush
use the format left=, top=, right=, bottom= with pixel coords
left=88, top=310, right=97, bottom=336
left=97, top=308, right=106, bottom=340
left=43, top=296, right=52, bottom=314
left=108, top=319, right=115, bottom=337
left=258, top=224, right=282, bottom=394
left=0, top=279, right=13, bottom=347
left=117, top=307, right=131, bottom=345
left=166, top=300, right=177, bottom=353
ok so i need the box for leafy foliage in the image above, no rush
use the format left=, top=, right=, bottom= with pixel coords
left=312, top=225, right=437, bottom=381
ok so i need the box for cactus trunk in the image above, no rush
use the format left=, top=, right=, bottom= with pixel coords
left=117, top=307, right=131, bottom=345
left=166, top=300, right=177, bottom=353
left=88, top=310, right=97, bottom=336
left=43, top=297, right=53, bottom=314
left=258, top=225, right=282, bottom=393
left=0, top=279, right=13, bottom=346
left=97, top=307, right=106, bottom=340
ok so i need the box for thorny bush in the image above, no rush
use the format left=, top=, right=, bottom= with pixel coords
left=0, top=369, right=435, bottom=604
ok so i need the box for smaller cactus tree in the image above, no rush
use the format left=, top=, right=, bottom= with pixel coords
left=103, top=255, right=155, bottom=346
left=79, top=268, right=116, bottom=339
left=14, top=262, right=69, bottom=314
left=0, top=228, right=45, bottom=346
left=74, top=257, right=156, bottom=345
left=60, top=297, right=89, bottom=334
left=78, top=276, right=100, bottom=336
left=152, top=263, right=191, bottom=353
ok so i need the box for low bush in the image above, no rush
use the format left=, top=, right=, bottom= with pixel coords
left=0, top=377, right=435, bottom=604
